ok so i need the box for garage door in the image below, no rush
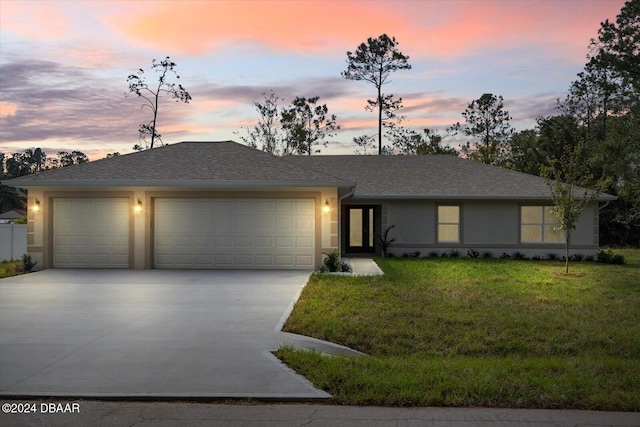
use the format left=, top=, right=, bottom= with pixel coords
left=53, top=198, right=130, bottom=268
left=154, top=198, right=315, bottom=269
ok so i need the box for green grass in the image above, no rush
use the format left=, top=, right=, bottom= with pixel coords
left=0, top=260, right=22, bottom=279
left=277, top=249, right=640, bottom=410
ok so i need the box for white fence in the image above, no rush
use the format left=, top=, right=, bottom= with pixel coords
left=0, top=224, right=27, bottom=262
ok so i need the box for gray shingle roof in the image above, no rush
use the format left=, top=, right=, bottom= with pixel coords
left=3, top=141, right=615, bottom=201
left=4, top=141, right=351, bottom=188
left=284, top=155, right=616, bottom=201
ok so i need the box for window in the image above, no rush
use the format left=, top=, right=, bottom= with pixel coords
left=438, top=205, right=460, bottom=243
left=520, top=206, right=564, bottom=243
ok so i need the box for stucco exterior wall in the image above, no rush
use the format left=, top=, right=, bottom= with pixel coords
left=381, top=199, right=600, bottom=258
left=24, top=186, right=338, bottom=270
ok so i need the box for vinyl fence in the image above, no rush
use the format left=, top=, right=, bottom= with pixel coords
left=0, top=224, right=27, bottom=262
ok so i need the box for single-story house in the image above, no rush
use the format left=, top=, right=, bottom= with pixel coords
left=2, top=141, right=616, bottom=270
left=0, top=209, right=26, bottom=224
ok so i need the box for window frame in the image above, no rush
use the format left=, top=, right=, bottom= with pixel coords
left=437, top=204, right=461, bottom=243
left=520, top=205, right=564, bottom=244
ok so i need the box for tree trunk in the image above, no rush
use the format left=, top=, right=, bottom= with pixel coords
left=565, top=232, right=570, bottom=274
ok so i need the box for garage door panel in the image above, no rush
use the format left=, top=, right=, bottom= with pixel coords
left=53, top=198, right=129, bottom=268
left=154, top=198, right=314, bottom=269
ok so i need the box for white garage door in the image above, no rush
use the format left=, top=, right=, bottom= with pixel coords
left=154, top=198, right=315, bottom=269
left=53, top=198, right=130, bottom=268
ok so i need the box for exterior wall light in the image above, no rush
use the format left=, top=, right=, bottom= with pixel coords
left=134, top=199, right=143, bottom=213
left=323, top=199, right=331, bottom=213
left=32, top=198, right=40, bottom=213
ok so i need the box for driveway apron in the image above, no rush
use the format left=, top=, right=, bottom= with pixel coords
left=0, top=269, right=330, bottom=398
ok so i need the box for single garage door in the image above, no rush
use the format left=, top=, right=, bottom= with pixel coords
left=53, top=198, right=130, bottom=268
left=154, top=198, right=315, bottom=269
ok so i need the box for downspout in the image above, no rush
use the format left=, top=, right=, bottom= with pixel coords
left=337, top=185, right=356, bottom=255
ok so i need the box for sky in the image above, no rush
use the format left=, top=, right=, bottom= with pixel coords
left=0, top=0, right=627, bottom=160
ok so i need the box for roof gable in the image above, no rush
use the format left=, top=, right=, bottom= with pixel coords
left=4, top=141, right=350, bottom=188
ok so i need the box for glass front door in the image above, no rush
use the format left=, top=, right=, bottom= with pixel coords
left=346, top=206, right=376, bottom=253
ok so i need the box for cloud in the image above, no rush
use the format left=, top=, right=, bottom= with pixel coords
left=0, top=59, right=190, bottom=150
left=98, top=0, right=623, bottom=65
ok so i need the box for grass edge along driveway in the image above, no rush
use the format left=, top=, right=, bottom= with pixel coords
left=277, top=249, right=640, bottom=410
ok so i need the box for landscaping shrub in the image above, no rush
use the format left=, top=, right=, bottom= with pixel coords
left=318, top=250, right=351, bottom=273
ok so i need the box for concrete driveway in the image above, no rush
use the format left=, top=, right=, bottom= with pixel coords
left=0, top=269, right=332, bottom=399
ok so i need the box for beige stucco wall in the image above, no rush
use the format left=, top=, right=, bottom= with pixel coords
left=25, top=186, right=338, bottom=270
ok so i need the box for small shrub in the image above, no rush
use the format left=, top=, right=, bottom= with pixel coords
left=410, top=251, right=421, bottom=258
left=500, top=252, right=511, bottom=259
left=596, top=250, right=626, bottom=265
left=445, top=249, right=459, bottom=258
left=21, top=254, right=37, bottom=272
left=481, top=251, right=494, bottom=259
left=14, top=215, right=28, bottom=224
left=532, top=255, right=544, bottom=260
left=467, top=249, right=480, bottom=258
left=546, top=253, right=559, bottom=261
left=512, top=251, right=528, bottom=260
left=584, top=255, right=595, bottom=262
left=427, top=251, right=440, bottom=258
left=377, top=225, right=396, bottom=258
left=570, top=254, right=585, bottom=262
left=319, top=250, right=351, bottom=273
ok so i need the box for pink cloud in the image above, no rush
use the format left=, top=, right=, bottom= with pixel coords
left=100, top=0, right=624, bottom=63
left=0, top=1, right=70, bottom=39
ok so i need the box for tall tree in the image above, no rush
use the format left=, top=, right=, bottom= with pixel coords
left=238, top=91, right=287, bottom=155
left=56, top=151, right=88, bottom=167
left=560, top=0, right=640, bottom=246
left=280, top=96, right=339, bottom=155
left=450, top=94, right=513, bottom=166
left=389, top=127, right=458, bottom=155
left=342, top=34, right=411, bottom=154
left=126, top=56, right=191, bottom=151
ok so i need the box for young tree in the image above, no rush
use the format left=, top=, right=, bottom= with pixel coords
left=238, top=91, right=287, bottom=155
left=449, top=93, right=513, bottom=166
left=537, top=116, right=611, bottom=274
left=280, top=96, right=339, bottom=155
left=126, top=57, right=191, bottom=151
left=342, top=34, right=411, bottom=154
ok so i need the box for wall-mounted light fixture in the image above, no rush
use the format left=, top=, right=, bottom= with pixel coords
left=322, top=199, right=331, bottom=213
left=134, top=199, right=143, bottom=213
left=32, top=198, right=41, bottom=213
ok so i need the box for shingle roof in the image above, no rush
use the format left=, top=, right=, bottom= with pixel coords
left=284, top=155, right=617, bottom=201
left=4, top=141, right=351, bottom=188
left=3, top=141, right=615, bottom=201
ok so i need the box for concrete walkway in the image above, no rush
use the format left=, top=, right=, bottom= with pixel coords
left=1, top=401, right=638, bottom=427
left=344, top=258, right=384, bottom=276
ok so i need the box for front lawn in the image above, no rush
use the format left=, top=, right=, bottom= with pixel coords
left=277, top=249, right=640, bottom=410
left=0, top=260, right=22, bottom=279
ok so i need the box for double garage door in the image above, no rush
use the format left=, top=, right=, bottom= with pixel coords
left=52, top=197, right=315, bottom=269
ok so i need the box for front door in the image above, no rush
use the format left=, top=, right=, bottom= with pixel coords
left=345, top=206, right=377, bottom=254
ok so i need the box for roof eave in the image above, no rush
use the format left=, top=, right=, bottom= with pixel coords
left=2, top=179, right=355, bottom=189
left=350, top=194, right=618, bottom=201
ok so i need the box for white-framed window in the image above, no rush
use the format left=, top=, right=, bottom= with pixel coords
left=438, top=205, right=460, bottom=243
left=520, top=206, right=564, bottom=243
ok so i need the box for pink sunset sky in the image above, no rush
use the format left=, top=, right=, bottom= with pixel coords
left=0, top=0, right=626, bottom=159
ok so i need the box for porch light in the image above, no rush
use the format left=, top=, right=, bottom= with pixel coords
left=32, top=198, right=40, bottom=212
left=323, top=199, right=331, bottom=213
left=134, top=199, right=143, bottom=213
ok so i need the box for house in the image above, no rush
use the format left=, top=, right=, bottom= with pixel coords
left=0, top=209, right=26, bottom=224
left=2, top=141, right=615, bottom=270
